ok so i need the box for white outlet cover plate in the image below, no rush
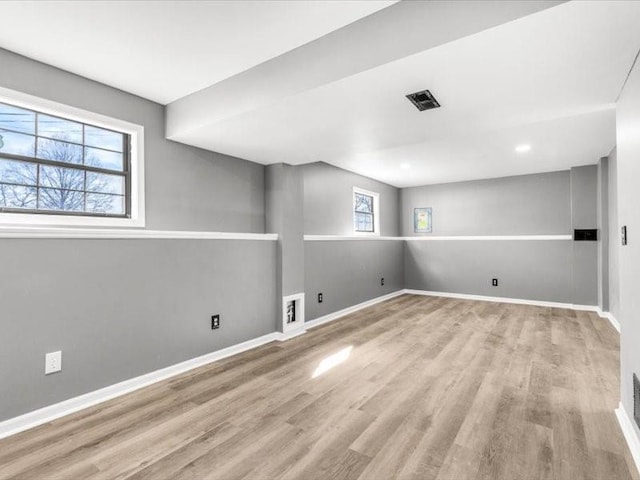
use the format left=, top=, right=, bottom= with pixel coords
left=45, top=351, right=62, bottom=375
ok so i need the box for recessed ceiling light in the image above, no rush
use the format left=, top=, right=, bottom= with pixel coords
left=400, top=162, right=411, bottom=169
left=515, top=144, right=531, bottom=153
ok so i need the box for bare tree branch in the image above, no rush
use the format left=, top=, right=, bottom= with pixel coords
left=0, top=134, right=116, bottom=213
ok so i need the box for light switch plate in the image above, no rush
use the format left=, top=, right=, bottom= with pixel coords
left=45, top=351, right=62, bottom=375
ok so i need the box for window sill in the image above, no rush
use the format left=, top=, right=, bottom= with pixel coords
left=0, top=211, right=144, bottom=229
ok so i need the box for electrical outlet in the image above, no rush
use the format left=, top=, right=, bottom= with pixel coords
left=380, top=278, right=385, bottom=286
left=492, top=278, right=498, bottom=287
left=317, top=293, right=323, bottom=303
left=45, top=351, right=62, bottom=375
left=211, top=314, right=220, bottom=330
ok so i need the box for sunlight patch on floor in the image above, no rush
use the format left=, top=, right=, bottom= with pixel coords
left=312, top=346, right=353, bottom=378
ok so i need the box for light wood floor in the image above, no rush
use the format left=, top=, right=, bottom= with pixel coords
left=1, top=294, right=637, bottom=480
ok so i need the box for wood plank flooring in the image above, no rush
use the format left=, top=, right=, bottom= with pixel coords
left=0, top=294, right=637, bottom=480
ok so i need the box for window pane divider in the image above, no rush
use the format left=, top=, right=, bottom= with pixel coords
left=0, top=180, right=38, bottom=189
left=0, top=152, right=126, bottom=176
left=0, top=127, right=123, bottom=154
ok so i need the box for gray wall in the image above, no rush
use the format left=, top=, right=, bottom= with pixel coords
left=400, top=171, right=571, bottom=236
left=597, top=158, right=610, bottom=312
left=302, top=162, right=403, bottom=321
left=400, top=170, right=598, bottom=305
left=570, top=165, right=598, bottom=229
left=405, top=240, right=572, bottom=303
left=305, top=240, right=404, bottom=321
left=266, top=164, right=305, bottom=297
left=266, top=164, right=305, bottom=330
left=0, top=49, right=275, bottom=421
left=0, top=239, right=276, bottom=421
left=607, top=148, right=620, bottom=320
left=616, top=58, right=640, bottom=430
left=302, top=162, right=400, bottom=236
left=570, top=165, right=598, bottom=306
left=0, top=47, right=265, bottom=233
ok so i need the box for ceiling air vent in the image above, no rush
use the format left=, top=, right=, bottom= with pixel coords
left=406, top=89, right=440, bottom=111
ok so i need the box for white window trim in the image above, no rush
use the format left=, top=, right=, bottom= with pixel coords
left=353, top=186, right=380, bottom=236
left=0, top=86, right=145, bottom=229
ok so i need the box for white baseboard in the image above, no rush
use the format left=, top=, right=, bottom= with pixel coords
left=0, top=289, right=405, bottom=440
left=0, top=288, right=617, bottom=441
left=274, top=328, right=307, bottom=342
left=616, top=403, right=640, bottom=476
left=597, top=308, right=621, bottom=333
left=0, top=291, right=406, bottom=440
left=402, top=289, right=600, bottom=312
left=305, top=290, right=405, bottom=330
left=0, top=331, right=281, bottom=440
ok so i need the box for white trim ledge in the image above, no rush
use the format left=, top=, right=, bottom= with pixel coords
left=403, top=235, right=572, bottom=241
left=0, top=331, right=281, bottom=440
left=305, top=290, right=405, bottom=329
left=616, top=402, right=640, bottom=477
left=304, top=235, right=402, bottom=241
left=304, top=235, right=571, bottom=241
left=403, top=289, right=599, bottom=312
left=0, top=227, right=278, bottom=240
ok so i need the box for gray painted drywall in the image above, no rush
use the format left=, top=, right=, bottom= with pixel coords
left=571, top=242, right=598, bottom=306
left=616, top=58, right=640, bottom=427
left=302, top=163, right=402, bottom=322
left=302, top=162, right=400, bottom=236
left=571, top=165, right=598, bottom=229
left=0, top=48, right=273, bottom=422
left=400, top=171, right=571, bottom=236
left=265, top=163, right=305, bottom=330
left=0, top=47, right=265, bottom=233
left=607, top=147, right=620, bottom=320
left=570, top=165, right=598, bottom=306
left=405, top=240, right=573, bottom=303
left=305, top=240, right=404, bottom=321
left=597, top=157, right=609, bottom=312
left=0, top=239, right=276, bottom=421
left=400, top=170, right=598, bottom=305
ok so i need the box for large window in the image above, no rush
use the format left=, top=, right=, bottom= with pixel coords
left=353, top=187, right=380, bottom=235
left=0, top=87, right=144, bottom=228
left=0, top=102, right=129, bottom=217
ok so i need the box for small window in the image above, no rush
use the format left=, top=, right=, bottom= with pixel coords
left=0, top=88, right=144, bottom=228
left=353, top=187, right=380, bottom=235
left=0, top=102, right=128, bottom=216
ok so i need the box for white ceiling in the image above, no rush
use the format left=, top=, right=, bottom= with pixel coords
left=0, top=1, right=394, bottom=104
left=168, top=0, right=640, bottom=187
left=1, top=1, right=639, bottom=187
